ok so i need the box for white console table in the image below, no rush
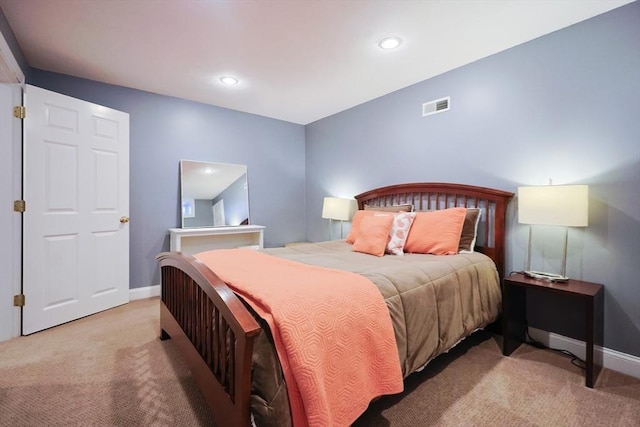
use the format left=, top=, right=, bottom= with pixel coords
left=168, top=225, right=265, bottom=255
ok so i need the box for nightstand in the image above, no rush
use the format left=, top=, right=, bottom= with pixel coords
left=502, top=272, right=604, bottom=388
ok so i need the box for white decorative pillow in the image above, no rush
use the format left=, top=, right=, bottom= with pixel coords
left=386, top=211, right=417, bottom=255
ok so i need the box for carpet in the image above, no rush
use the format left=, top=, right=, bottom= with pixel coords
left=1, top=297, right=638, bottom=426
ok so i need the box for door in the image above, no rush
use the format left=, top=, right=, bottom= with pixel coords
left=23, top=85, right=129, bottom=335
left=213, top=199, right=225, bottom=226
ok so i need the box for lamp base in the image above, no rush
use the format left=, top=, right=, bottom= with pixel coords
left=523, top=270, right=569, bottom=282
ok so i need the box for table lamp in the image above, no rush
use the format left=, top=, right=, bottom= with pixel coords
left=322, top=197, right=357, bottom=240
left=518, top=184, right=588, bottom=281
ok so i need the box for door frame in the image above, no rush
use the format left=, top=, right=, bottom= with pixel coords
left=0, top=27, right=25, bottom=85
left=0, top=28, right=25, bottom=342
left=0, top=83, right=23, bottom=342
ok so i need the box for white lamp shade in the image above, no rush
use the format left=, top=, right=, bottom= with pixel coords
left=518, top=185, right=588, bottom=227
left=322, top=197, right=357, bottom=221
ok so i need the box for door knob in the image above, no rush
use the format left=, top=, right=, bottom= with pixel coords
left=120, top=216, right=130, bottom=224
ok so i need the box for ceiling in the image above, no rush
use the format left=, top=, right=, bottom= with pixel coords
left=0, top=0, right=633, bottom=125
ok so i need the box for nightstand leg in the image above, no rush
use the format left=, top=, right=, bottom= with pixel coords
left=503, top=283, right=526, bottom=356
left=586, top=290, right=604, bottom=388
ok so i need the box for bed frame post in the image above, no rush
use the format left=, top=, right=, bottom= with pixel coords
left=157, top=253, right=261, bottom=427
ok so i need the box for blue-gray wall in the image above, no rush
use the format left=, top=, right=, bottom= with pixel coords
left=28, top=70, right=306, bottom=289
left=305, top=2, right=640, bottom=357
left=183, top=199, right=214, bottom=228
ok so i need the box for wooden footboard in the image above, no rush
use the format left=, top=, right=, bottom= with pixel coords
left=157, top=252, right=260, bottom=427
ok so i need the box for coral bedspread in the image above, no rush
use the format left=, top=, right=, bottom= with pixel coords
left=194, top=249, right=404, bottom=427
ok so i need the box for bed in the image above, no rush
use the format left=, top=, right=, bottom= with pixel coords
left=157, top=182, right=513, bottom=427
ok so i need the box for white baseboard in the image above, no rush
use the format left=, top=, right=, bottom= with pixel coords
left=129, top=284, right=160, bottom=301
left=528, top=327, right=640, bottom=379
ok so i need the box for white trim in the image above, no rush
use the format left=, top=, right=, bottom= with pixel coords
left=0, top=30, right=25, bottom=84
left=529, top=327, right=640, bottom=379
left=0, top=84, right=22, bottom=343
left=129, top=284, right=161, bottom=301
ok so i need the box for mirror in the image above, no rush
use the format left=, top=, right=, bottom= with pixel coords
left=180, top=160, right=250, bottom=228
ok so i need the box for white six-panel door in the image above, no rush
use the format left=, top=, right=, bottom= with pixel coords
left=23, top=85, right=129, bottom=335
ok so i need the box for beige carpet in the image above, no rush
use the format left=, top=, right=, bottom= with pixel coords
left=0, top=297, right=638, bottom=427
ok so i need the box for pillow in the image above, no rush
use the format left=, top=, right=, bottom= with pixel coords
left=386, top=211, right=416, bottom=255
left=352, top=214, right=394, bottom=256
left=458, top=208, right=481, bottom=253
left=403, top=207, right=467, bottom=255
left=364, top=203, right=414, bottom=213
left=345, top=210, right=375, bottom=244
left=347, top=205, right=414, bottom=243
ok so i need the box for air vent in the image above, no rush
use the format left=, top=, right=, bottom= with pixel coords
left=422, top=96, right=450, bottom=117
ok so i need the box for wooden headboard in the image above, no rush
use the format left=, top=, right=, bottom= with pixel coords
left=355, top=183, right=513, bottom=279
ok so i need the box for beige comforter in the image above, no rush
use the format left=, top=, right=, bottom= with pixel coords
left=249, top=241, right=502, bottom=427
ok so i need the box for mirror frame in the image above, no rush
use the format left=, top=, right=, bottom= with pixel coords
left=180, top=160, right=250, bottom=228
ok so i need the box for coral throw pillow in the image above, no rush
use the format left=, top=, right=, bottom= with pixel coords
left=386, top=211, right=416, bottom=255
left=352, top=214, right=394, bottom=256
left=347, top=205, right=414, bottom=244
left=404, top=208, right=467, bottom=255
left=346, top=210, right=375, bottom=244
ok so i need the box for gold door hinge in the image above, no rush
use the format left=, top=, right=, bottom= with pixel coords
left=13, top=200, right=25, bottom=213
left=13, top=106, right=25, bottom=119
left=13, top=294, right=25, bottom=307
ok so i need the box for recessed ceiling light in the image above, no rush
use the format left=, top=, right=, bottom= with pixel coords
left=219, top=76, right=239, bottom=85
left=378, top=35, right=402, bottom=50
